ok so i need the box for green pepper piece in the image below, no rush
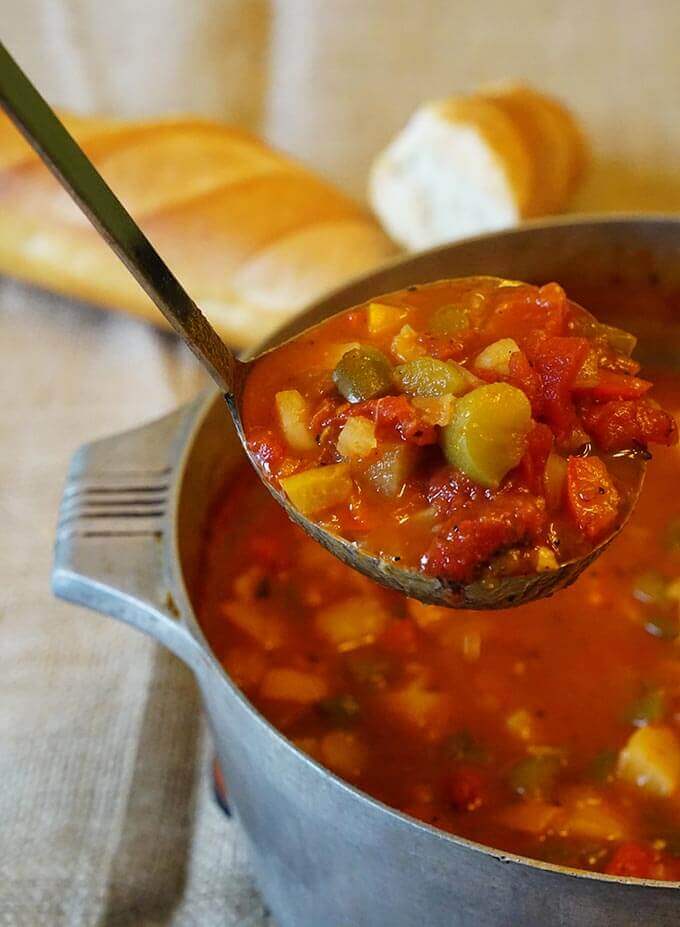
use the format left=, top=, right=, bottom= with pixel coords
left=345, top=651, right=394, bottom=689
left=333, top=346, right=394, bottom=403
left=508, top=753, right=562, bottom=798
left=598, top=322, right=638, bottom=357
left=444, top=729, right=489, bottom=763
left=318, top=694, right=361, bottom=725
left=625, top=687, right=665, bottom=726
left=429, top=303, right=472, bottom=335
left=394, top=357, right=469, bottom=397
left=358, top=443, right=417, bottom=497
left=586, top=749, right=617, bottom=783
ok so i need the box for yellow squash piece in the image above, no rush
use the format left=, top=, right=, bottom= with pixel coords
left=336, top=416, right=377, bottom=458
left=315, top=595, right=389, bottom=651
left=280, top=463, right=353, bottom=515
left=440, top=382, right=532, bottom=487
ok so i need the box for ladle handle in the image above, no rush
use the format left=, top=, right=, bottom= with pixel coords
left=0, top=41, right=239, bottom=395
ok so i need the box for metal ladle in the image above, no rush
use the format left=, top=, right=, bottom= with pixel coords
left=0, top=42, right=645, bottom=609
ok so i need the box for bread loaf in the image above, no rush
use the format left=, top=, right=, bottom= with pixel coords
left=369, top=83, right=588, bottom=250
left=0, top=113, right=397, bottom=347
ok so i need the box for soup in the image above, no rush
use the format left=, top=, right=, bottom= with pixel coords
left=198, top=289, right=680, bottom=881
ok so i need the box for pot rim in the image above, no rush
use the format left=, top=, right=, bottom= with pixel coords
left=171, top=213, right=680, bottom=890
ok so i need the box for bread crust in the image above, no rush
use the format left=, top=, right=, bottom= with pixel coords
left=0, top=113, right=396, bottom=346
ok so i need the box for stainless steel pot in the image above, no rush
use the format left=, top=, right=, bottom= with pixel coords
left=53, top=216, right=680, bottom=926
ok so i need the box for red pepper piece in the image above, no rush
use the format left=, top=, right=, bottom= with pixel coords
left=574, top=369, right=653, bottom=401
left=581, top=398, right=679, bottom=452
left=605, top=842, right=657, bottom=879
left=566, top=456, right=620, bottom=541
left=422, top=494, right=546, bottom=582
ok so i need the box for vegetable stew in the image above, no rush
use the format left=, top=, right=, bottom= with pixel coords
left=200, top=362, right=680, bottom=879
left=242, top=277, right=676, bottom=585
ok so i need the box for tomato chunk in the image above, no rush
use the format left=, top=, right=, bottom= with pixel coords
left=507, top=349, right=542, bottom=414
left=380, top=619, right=419, bottom=654
left=445, top=766, right=488, bottom=812
left=581, top=398, right=678, bottom=452
left=605, top=842, right=657, bottom=879
left=483, top=284, right=566, bottom=345
left=422, top=494, right=546, bottom=581
left=528, top=336, right=590, bottom=438
left=349, top=396, right=438, bottom=446
left=566, top=456, right=621, bottom=540
left=427, top=467, right=493, bottom=515
left=516, top=422, right=553, bottom=495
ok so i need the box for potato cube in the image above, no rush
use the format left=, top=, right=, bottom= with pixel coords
left=391, top=324, right=426, bottom=362
left=221, top=600, right=285, bottom=650
left=336, top=416, right=377, bottom=458
left=474, top=338, right=521, bottom=376
left=618, top=725, right=680, bottom=797
left=534, top=546, right=559, bottom=572
left=384, top=679, right=449, bottom=734
left=506, top=708, right=538, bottom=743
left=407, top=598, right=449, bottom=630
left=275, top=389, right=315, bottom=451
left=498, top=800, right=562, bottom=835
left=321, top=731, right=366, bottom=777
left=315, top=595, right=389, bottom=650
left=558, top=786, right=630, bottom=841
left=367, top=302, right=406, bottom=334
left=280, top=463, right=353, bottom=515
left=260, top=667, right=328, bottom=703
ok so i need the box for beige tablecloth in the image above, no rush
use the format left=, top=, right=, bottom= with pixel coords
left=2, top=2, right=680, bottom=925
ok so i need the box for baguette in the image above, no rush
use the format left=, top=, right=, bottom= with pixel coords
left=369, top=83, right=588, bottom=250
left=0, top=113, right=396, bottom=347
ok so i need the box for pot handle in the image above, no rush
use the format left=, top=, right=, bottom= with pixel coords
left=52, top=398, right=206, bottom=670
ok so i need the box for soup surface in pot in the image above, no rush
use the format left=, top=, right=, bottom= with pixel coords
left=198, top=286, right=680, bottom=880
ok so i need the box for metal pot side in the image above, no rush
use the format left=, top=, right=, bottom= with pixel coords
left=54, top=216, right=680, bottom=927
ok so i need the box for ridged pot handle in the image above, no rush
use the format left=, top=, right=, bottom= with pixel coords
left=52, top=399, right=206, bottom=671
